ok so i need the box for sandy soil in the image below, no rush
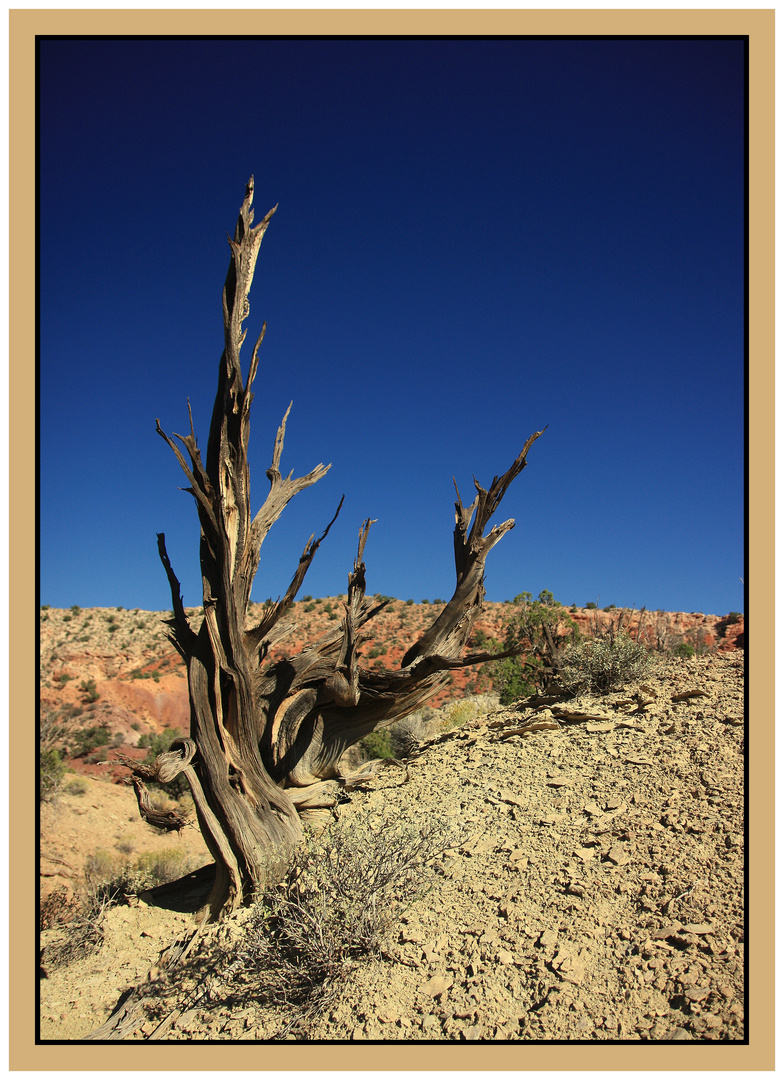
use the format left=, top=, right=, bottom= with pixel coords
left=38, top=651, right=744, bottom=1042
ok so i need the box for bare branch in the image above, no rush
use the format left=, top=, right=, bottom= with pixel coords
left=156, top=533, right=197, bottom=653
left=244, top=497, right=345, bottom=649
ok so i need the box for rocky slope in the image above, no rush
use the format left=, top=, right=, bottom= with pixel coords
left=38, top=650, right=745, bottom=1043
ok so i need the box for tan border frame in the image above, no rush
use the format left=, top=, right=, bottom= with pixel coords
left=13, top=9, right=773, bottom=1071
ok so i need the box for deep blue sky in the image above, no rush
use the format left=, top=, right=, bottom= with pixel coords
left=39, top=37, right=745, bottom=616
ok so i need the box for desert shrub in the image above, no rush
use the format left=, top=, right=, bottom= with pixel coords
left=494, top=656, right=538, bottom=705
left=43, top=847, right=194, bottom=972
left=40, top=749, right=66, bottom=802
left=132, top=849, right=192, bottom=889
left=79, top=677, right=99, bottom=702
left=726, top=611, right=743, bottom=624
left=72, top=724, right=110, bottom=757
left=304, top=603, right=316, bottom=612
left=70, top=605, right=81, bottom=615
left=684, top=627, right=712, bottom=656
left=236, top=808, right=460, bottom=1034
left=359, top=729, right=393, bottom=760
left=586, top=601, right=597, bottom=610
left=490, top=591, right=580, bottom=703
left=438, top=696, right=495, bottom=732
left=560, top=631, right=653, bottom=694
left=65, top=777, right=89, bottom=796
left=674, top=642, right=696, bottom=659
left=603, top=604, right=617, bottom=611
left=40, top=886, right=80, bottom=931
left=388, top=712, right=433, bottom=757
left=41, top=859, right=116, bottom=970
left=85, top=847, right=193, bottom=901
left=405, top=598, right=414, bottom=606
left=302, top=595, right=313, bottom=602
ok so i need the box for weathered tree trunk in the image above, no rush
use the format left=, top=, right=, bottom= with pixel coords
left=131, top=178, right=544, bottom=921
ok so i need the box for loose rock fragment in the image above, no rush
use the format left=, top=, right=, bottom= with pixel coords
left=419, top=975, right=452, bottom=998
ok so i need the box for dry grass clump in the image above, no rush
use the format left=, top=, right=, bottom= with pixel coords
left=40, top=847, right=197, bottom=972
left=236, top=807, right=461, bottom=1037
left=437, top=693, right=498, bottom=733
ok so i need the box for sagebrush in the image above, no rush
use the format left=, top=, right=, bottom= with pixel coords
left=235, top=807, right=462, bottom=1035
left=559, top=630, right=654, bottom=694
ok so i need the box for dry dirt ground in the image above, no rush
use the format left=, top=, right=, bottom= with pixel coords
left=39, top=651, right=744, bottom=1043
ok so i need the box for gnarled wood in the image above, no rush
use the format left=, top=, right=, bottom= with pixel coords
left=140, top=178, right=544, bottom=920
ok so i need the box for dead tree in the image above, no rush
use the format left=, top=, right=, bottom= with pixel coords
left=129, top=178, right=544, bottom=920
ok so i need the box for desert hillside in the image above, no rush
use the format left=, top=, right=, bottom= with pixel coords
left=39, top=599, right=743, bottom=786
left=39, top=645, right=745, bottom=1043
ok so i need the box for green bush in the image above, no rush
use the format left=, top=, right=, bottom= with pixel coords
left=726, top=612, right=743, bottom=624
left=359, top=729, right=393, bottom=760
left=490, top=590, right=579, bottom=703
left=72, top=724, right=111, bottom=757
left=79, top=678, right=100, bottom=703
left=40, top=749, right=66, bottom=802
left=586, top=601, right=597, bottom=610
left=560, top=631, right=653, bottom=694
left=494, top=656, right=538, bottom=705
left=674, top=642, right=696, bottom=659
left=405, top=598, right=414, bottom=606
